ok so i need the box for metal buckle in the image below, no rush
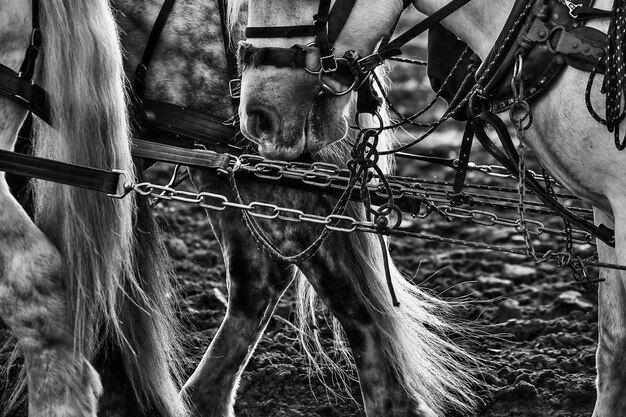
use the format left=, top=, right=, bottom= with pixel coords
left=30, top=28, right=42, bottom=50
left=356, top=53, right=383, bottom=73
left=561, top=0, right=581, bottom=17
left=229, top=79, right=241, bottom=99
left=107, top=169, right=133, bottom=199
left=320, top=53, right=338, bottom=73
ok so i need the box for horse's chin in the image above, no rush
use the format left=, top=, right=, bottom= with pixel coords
left=306, top=98, right=349, bottom=154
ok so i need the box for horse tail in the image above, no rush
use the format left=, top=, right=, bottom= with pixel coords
left=295, top=222, right=482, bottom=415
left=31, top=2, right=186, bottom=415
left=106, top=188, right=187, bottom=416
left=295, top=67, right=481, bottom=415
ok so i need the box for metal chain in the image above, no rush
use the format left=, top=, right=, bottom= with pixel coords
left=132, top=179, right=626, bottom=273
left=510, top=55, right=538, bottom=261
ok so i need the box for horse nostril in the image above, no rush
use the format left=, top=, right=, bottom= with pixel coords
left=246, top=105, right=279, bottom=140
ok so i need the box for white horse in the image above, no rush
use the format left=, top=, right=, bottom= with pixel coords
left=0, top=1, right=186, bottom=416
left=235, top=0, right=626, bottom=415
left=113, top=0, right=483, bottom=415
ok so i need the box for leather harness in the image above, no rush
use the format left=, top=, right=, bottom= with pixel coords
left=0, top=0, right=49, bottom=124
left=241, top=0, right=616, bottom=246
left=428, top=0, right=610, bottom=118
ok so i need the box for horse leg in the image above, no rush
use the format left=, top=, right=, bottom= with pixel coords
left=182, top=212, right=296, bottom=417
left=593, top=208, right=626, bottom=417
left=0, top=178, right=102, bottom=417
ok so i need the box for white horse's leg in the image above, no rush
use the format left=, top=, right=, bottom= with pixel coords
left=0, top=187, right=102, bottom=417
left=0, top=116, right=101, bottom=417
left=593, top=209, right=626, bottom=417
left=181, top=183, right=297, bottom=417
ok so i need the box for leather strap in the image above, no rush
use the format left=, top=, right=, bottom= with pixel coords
left=131, top=138, right=232, bottom=170
left=452, top=121, right=475, bottom=193
left=0, top=63, right=50, bottom=123
left=134, top=0, right=177, bottom=100
left=135, top=99, right=241, bottom=151
left=18, top=0, right=41, bottom=81
left=239, top=43, right=310, bottom=69
left=571, top=5, right=612, bottom=19
left=0, top=148, right=124, bottom=195
left=358, top=0, right=474, bottom=72
left=245, top=26, right=316, bottom=38
left=217, top=0, right=241, bottom=110
left=327, top=0, right=356, bottom=45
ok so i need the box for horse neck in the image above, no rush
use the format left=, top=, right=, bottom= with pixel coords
left=114, top=0, right=233, bottom=118
left=414, top=0, right=514, bottom=59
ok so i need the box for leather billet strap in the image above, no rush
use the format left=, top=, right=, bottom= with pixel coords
left=0, top=63, right=50, bottom=123
left=0, top=0, right=50, bottom=124
left=133, top=0, right=177, bottom=101
left=19, top=0, right=42, bottom=81
left=238, top=43, right=311, bottom=69
left=217, top=0, right=241, bottom=108
left=358, top=0, right=474, bottom=72
left=0, top=148, right=128, bottom=196
left=243, top=0, right=358, bottom=72
left=135, top=99, right=242, bottom=153
left=131, top=138, right=232, bottom=170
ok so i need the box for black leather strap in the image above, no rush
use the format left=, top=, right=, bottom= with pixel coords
left=0, top=148, right=124, bottom=195
left=313, top=0, right=335, bottom=71
left=136, top=99, right=240, bottom=149
left=245, top=26, right=316, bottom=38
left=18, top=0, right=41, bottom=81
left=571, top=5, right=612, bottom=19
left=359, top=0, right=474, bottom=72
left=0, top=64, right=50, bottom=123
left=134, top=0, right=177, bottom=100
left=239, top=43, right=310, bottom=68
left=452, top=121, right=475, bottom=193
left=327, top=0, right=356, bottom=45
left=132, top=138, right=232, bottom=170
left=217, top=0, right=242, bottom=111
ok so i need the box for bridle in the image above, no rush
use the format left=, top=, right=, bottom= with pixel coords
left=0, top=0, right=49, bottom=124
left=239, top=0, right=472, bottom=101
left=238, top=0, right=618, bottom=248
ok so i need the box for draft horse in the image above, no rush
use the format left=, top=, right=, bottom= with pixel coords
left=114, top=0, right=481, bottom=415
left=235, top=0, right=626, bottom=415
left=0, top=1, right=185, bottom=416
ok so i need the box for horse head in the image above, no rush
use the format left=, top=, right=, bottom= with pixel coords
left=235, top=0, right=406, bottom=159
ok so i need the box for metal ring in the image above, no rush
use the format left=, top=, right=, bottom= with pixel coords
left=512, top=54, right=523, bottom=83
left=304, top=42, right=322, bottom=75
left=318, top=70, right=358, bottom=96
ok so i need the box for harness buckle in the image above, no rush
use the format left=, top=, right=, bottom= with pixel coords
left=107, top=170, right=134, bottom=199
left=320, top=53, right=338, bottom=73
left=356, top=53, right=383, bottom=73
left=562, top=0, right=581, bottom=17
left=229, top=78, right=241, bottom=99
left=30, top=28, right=42, bottom=51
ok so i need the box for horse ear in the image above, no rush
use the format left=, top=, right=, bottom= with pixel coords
left=427, top=23, right=477, bottom=120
